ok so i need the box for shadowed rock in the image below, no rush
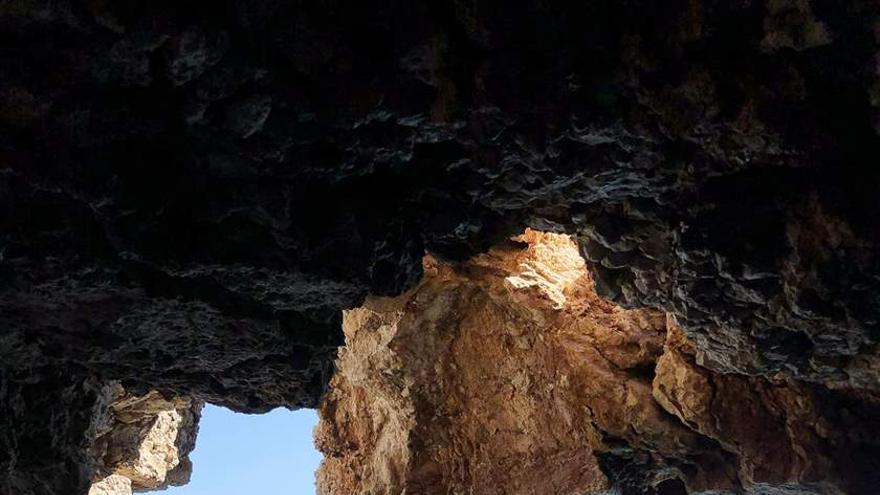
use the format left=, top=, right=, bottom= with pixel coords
left=1, top=0, right=880, bottom=493
left=316, top=232, right=880, bottom=494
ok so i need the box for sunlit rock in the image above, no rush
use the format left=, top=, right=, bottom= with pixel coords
left=317, top=232, right=880, bottom=494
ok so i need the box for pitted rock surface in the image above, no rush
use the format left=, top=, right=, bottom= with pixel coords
left=316, top=232, right=880, bottom=494
left=2, top=1, right=880, bottom=493
left=88, top=386, right=202, bottom=495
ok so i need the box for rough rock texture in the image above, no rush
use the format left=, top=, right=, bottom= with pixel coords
left=0, top=376, right=199, bottom=495
left=2, top=0, right=880, bottom=492
left=0, top=369, right=112, bottom=495
left=316, top=232, right=880, bottom=494
left=87, top=475, right=131, bottom=495
left=654, top=321, right=880, bottom=494
left=88, top=387, right=202, bottom=495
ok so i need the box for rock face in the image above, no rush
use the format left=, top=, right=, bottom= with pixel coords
left=0, top=370, right=111, bottom=494
left=2, top=0, right=880, bottom=493
left=654, top=322, right=880, bottom=494
left=316, top=232, right=880, bottom=494
left=0, top=377, right=199, bottom=495
left=88, top=387, right=202, bottom=495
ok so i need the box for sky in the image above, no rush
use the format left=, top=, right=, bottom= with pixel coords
left=164, top=404, right=323, bottom=495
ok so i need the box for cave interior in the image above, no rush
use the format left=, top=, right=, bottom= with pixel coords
left=1, top=1, right=880, bottom=494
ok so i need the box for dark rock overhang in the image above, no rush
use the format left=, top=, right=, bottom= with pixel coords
left=1, top=1, right=879, bottom=493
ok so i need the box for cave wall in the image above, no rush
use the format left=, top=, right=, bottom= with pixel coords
left=316, top=232, right=880, bottom=494
left=0, top=375, right=199, bottom=495
left=88, top=387, right=202, bottom=495
left=1, top=0, right=880, bottom=492
left=0, top=370, right=109, bottom=494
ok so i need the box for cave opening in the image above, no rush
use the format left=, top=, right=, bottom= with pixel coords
left=4, top=0, right=880, bottom=492
left=164, top=405, right=321, bottom=495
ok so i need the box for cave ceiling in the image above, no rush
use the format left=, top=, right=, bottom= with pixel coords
left=1, top=1, right=879, bottom=493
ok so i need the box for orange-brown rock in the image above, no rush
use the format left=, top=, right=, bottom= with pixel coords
left=5, top=2, right=880, bottom=492
left=316, top=231, right=880, bottom=494
left=654, top=320, right=880, bottom=494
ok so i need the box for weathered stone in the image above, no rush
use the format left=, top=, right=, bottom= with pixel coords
left=0, top=370, right=111, bottom=495
left=317, top=232, right=880, bottom=494
left=89, top=386, right=202, bottom=494
left=88, top=475, right=131, bottom=495
left=1, top=0, right=880, bottom=492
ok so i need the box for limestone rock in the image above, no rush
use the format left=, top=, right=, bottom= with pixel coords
left=88, top=475, right=131, bottom=495
left=317, top=232, right=880, bottom=494
left=0, top=370, right=112, bottom=495
left=88, top=386, right=203, bottom=495
left=653, top=320, right=880, bottom=494
left=2, top=0, right=880, bottom=491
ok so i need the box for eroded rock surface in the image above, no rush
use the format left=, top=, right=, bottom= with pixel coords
left=0, top=369, right=110, bottom=494
left=654, top=321, right=880, bottom=494
left=0, top=377, right=200, bottom=495
left=88, top=386, right=202, bottom=495
left=316, top=232, right=880, bottom=494
left=2, top=0, right=880, bottom=492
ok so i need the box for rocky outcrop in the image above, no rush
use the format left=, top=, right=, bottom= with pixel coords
left=654, top=321, right=880, bottom=494
left=0, top=376, right=199, bottom=495
left=88, top=387, right=202, bottom=495
left=316, top=232, right=880, bottom=494
left=2, top=0, right=880, bottom=492
left=0, top=370, right=111, bottom=494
